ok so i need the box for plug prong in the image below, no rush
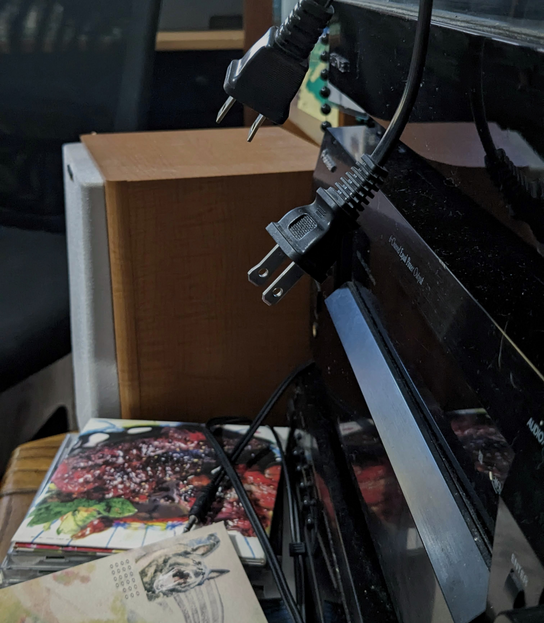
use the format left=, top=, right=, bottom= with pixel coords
left=216, top=96, right=236, bottom=124
left=248, top=245, right=287, bottom=286
left=262, top=262, right=305, bottom=306
left=247, top=114, right=266, bottom=142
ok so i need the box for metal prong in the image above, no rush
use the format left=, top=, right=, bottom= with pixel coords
left=262, top=262, right=305, bottom=306
left=247, top=114, right=266, bottom=142
left=248, top=245, right=288, bottom=286
left=216, top=96, right=236, bottom=124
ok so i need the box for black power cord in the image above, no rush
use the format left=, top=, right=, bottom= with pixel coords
left=185, top=361, right=314, bottom=531
left=204, top=418, right=299, bottom=547
left=216, top=0, right=334, bottom=141
left=248, top=0, right=435, bottom=305
left=184, top=365, right=315, bottom=622
left=470, top=39, right=544, bottom=243
left=268, top=427, right=300, bottom=558
left=268, top=426, right=306, bottom=617
left=203, top=426, right=305, bottom=623
left=201, top=418, right=306, bottom=617
left=371, top=0, right=433, bottom=165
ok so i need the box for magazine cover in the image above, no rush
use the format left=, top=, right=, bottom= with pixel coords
left=1, top=523, right=267, bottom=623
left=12, top=419, right=282, bottom=564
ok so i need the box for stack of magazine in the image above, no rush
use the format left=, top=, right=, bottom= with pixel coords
left=0, top=418, right=283, bottom=587
left=0, top=523, right=269, bottom=623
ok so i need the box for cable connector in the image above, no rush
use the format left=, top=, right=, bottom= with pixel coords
left=243, top=0, right=432, bottom=304
left=289, top=542, right=307, bottom=557
left=187, top=481, right=220, bottom=526
left=216, top=0, right=333, bottom=141
left=249, top=155, right=387, bottom=304
left=485, top=148, right=544, bottom=242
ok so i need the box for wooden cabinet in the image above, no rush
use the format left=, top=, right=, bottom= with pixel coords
left=82, top=127, right=317, bottom=422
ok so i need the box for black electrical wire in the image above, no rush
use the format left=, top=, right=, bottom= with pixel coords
left=371, top=0, right=434, bottom=165
left=469, top=38, right=544, bottom=242
left=203, top=427, right=305, bottom=623
left=185, top=361, right=314, bottom=531
left=469, top=41, right=497, bottom=157
left=202, top=417, right=306, bottom=614
left=268, top=427, right=299, bottom=546
left=324, top=0, right=435, bottom=217
left=226, top=360, right=313, bottom=466
left=268, top=426, right=306, bottom=616
left=247, top=0, right=436, bottom=298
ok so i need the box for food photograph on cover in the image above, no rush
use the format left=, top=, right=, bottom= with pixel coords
left=12, top=420, right=282, bottom=564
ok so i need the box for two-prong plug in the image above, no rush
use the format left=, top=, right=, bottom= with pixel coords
left=249, top=154, right=387, bottom=305
left=248, top=187, right=357, bottom=305
left=216, top=0, right=333, bottom=141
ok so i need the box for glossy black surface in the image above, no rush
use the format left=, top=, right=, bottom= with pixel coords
left=305, top=5, right=544, bottom=620
left=329, top=2, right=544, bottom=250
left=331, top=2, right=544, bottom=138
left=499, top=413, right=544, bottom=572
left=304, top=124, right=544, bottom=621
left=290, top=369, right=398, bottom=623
left=313, top=292, right=462, bottom=623
left=315, top=127, right=544, bottom=537
left=487, top=498, right=544, bottom=616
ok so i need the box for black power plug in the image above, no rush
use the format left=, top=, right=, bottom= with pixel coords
left=216, top=0, right=333, bottom=141
left=248, top=0, right=434, bottom=304
left=223, top=28, right=308, bottom=127
left=248, top=156, right=387, bottom=305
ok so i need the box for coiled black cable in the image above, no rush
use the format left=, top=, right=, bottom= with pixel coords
left=202, top=418, right=306, bottom=616
left=268, top=426, right=305, bottom=616
left=185, top=361, right=314, bottom=530
left=203, top=426, right=304, bottom=623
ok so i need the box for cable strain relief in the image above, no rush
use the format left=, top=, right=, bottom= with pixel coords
left=289, top=542, right=307, bottom=557
left=486, top=148, right=544, bottom=206
left=334, top=154, right=388, bottom=212
left=275, top=0, right=334, bottom=62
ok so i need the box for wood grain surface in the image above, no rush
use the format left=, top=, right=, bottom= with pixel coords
left=82, top=127, right=318, bottom=182
left=156, top=30, right=244, bottom=51
left=82, top=128, right=318, bottom=423
left=0, top=435, right=66, bottom=561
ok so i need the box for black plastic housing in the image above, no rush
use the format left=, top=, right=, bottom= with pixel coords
left=223, top=27, right=308, bottom=125
left=265, top=187, right=356, bottom=282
